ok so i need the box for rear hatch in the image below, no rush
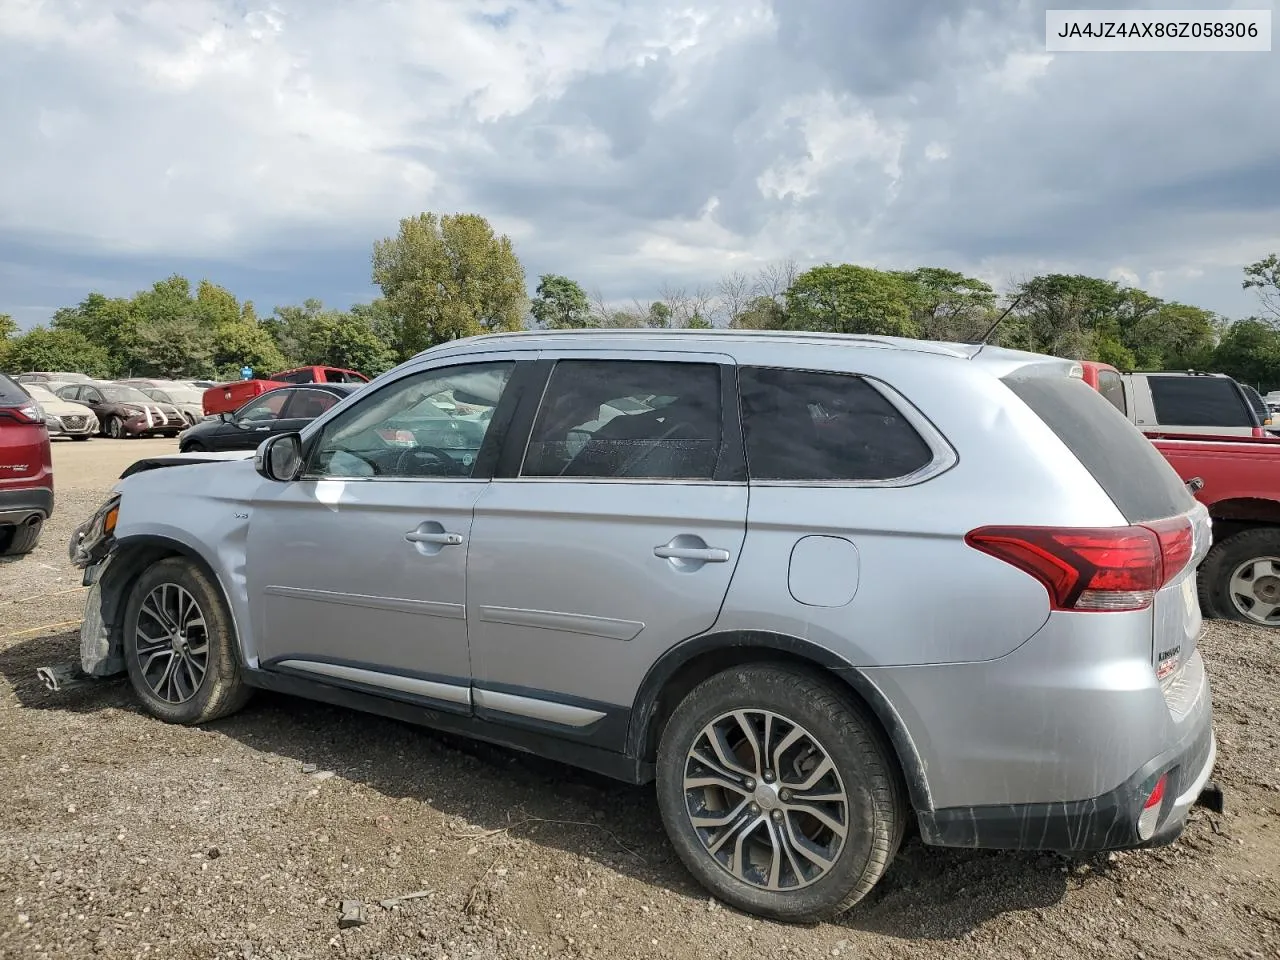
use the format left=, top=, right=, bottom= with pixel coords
left=1001, top=369, right=1210, bottom=679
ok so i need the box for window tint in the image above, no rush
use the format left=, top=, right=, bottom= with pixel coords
left=522, top=360, right=722, bottom=480
left=57, top=386, right=81, bottom=400
left=274, top=370, right=313, bottom=384
left=307, top=362, right=512, bottom=479
left=1147, top=375, right=1254, bottom=427
left=237, top=391, right=291, bottom=422
left=1242, top=384, right=1269, bottom=423
left=1096, top=370, right=1127, bottom=415
left=283, top=389, right=342, bottom=420
left=1004, top=374, right=1193, bottom=523
left=739, top=368, right=934, bottom=482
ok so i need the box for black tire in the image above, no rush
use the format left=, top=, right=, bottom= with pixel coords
left=104, top=416, right=123, bottom=439
left=1198, top=527, right=1280, bottom=627
left=71, top=434, right=91, bottom=442
left=122, top=557, right=252, bottom=724
left=655, top=664, right=904, bottom=922
left=0, top=517, right=43, bottom=557
left=181, top=440, right=206, bottom=453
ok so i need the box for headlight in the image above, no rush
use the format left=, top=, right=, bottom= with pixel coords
left=69, top=494, right=121, bottom=568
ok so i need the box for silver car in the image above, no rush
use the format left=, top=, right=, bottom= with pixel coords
left=65, top=331, right=1216, bottom=921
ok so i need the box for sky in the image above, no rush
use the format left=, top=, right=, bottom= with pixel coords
left=1, top=0, right=1277, bottom=329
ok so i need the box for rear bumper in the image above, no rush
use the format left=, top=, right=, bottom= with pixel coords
left=0, top=486, right=54, bottom=526
left=918, top=709, right=1216, bottom=852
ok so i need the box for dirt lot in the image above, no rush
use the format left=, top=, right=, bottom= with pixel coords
left=2, top=439, right=1279, bottom=960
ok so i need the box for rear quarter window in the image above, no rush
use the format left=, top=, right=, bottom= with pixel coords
left=1147, top=375, right=1255, bottom=428
left=0, top=374, right=31, bottom=406
left=1003, top=374, right=1194, bottom=523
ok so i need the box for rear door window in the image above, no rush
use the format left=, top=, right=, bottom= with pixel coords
left=739, top=368, right=934, bottom=481
left=522, top=360, right=723, bottom=480
left=1003, top=374, right=1193, bottom=523
left=1147, top=375, right=1255, bottom=427
left=283, top=389, right=342, bottom=420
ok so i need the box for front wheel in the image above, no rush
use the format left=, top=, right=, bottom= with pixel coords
left=71, top=434, right=91, bottom=442
left=104, top=416, right=123, bottom=439
left=181, top=440, right=207, bottom=453
left=1199, top=527, right=1280, bottom=627
left=655, top=665, right=904, bottom=922
left=122, top=557, right=252, bottom=724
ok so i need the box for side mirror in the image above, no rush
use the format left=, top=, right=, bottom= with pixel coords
left=256, top=432, right=303, bottom=482
left=219, top=411, right=234, bottom=423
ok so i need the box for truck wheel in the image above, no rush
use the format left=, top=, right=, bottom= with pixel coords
left=122, top=557, right=252, bottom=724
left=1199, top=527, right=1280, bottom=627
left=655, top=665, right=904, bottom=922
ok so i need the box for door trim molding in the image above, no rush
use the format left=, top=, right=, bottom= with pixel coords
left=475, top=604, right=643, bottom=641
left=263, top=584, right=465, bottom=620
left=472, top=688, right=607, bottom=727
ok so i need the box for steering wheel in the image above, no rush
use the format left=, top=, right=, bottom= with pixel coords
left=393, top=445, right=464, bottom=477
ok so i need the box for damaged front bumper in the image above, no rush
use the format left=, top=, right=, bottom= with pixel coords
left=77, top=557, right=124, bottom=677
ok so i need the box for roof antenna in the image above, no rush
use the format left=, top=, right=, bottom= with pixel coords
left=970, top=293, right=1026, bottom=359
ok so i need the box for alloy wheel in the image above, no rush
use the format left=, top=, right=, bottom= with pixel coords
left=1228, top=555, right=1280, bottom=624
left=683, top=709, right=849, bottom=892
left=134, top=583, right=210, bottom=703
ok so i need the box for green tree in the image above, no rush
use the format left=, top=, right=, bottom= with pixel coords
left=894, top=267, right=997, bottom=341
left=730, top=295, right=787, bottom=330
left=51, top=293, right=136, bottom=376
left=1243, top=253, right=1280, bottom=322
left=129, top=314, right=216, bottom=378
left=302, top=309, right=396, bottom=375
left=530, top=274, right=593, bottom=329
left=1213, top=318, right=1280, bottom=389
left=1004, top=274, right=1127, bottom=359
left=784, top=264, right=919, bottom=336
left=0, top=314, right=16, bottom=340
left=1126, top=301, right=1218, bottom=369
left=372, top=212, right=527, bottom=358
left=266, top=298, right=325, bottom=364
left=3, top=327, right=110, bottom=376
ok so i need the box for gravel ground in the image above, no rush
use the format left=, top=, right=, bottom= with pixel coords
left=1, top=438, right=1279, bottom=960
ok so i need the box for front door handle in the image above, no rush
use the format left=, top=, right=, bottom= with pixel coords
left=654, top=544, right=730, bottom=563
left=406, top=531, right=464, bottom=546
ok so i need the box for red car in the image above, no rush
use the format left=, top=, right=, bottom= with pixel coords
left=0, top=373, right=54, bottom=556
left=201, top=366, right=369, bottom=417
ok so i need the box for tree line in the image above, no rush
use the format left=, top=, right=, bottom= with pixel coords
left=3, top=211, right=1279, bottom=390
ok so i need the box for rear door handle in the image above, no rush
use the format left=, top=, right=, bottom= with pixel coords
left=406, top=531, right=464, bottom=546
left=654, top=544, right=730, bottom=563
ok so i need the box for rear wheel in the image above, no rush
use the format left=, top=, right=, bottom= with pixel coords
left=655, top=664, right=904, bottom=922
left=0, top=516, right=43, bottom=557
left=122, top=557, right=252, bottom=724
left=1199, top=527, right=1280, bottom=627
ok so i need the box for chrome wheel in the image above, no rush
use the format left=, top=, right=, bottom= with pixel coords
left=1228, top=555, right=1280, bottom=624
left=134, top=583, right=210, bottom=703
left=683, top=709, right=848, bottom=891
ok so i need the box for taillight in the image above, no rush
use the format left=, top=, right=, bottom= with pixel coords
left=0, top=404, right=44, bottom=424
left=966, top=516, right=1194, bottom=612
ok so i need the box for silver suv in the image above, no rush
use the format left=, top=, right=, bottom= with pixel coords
left=67, top=331, right=1217, bottom=921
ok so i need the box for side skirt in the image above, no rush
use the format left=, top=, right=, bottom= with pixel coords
left=242, top=667, right=650, bottom=784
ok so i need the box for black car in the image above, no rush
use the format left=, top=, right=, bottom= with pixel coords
left=178, top=384, right=359, bottom=452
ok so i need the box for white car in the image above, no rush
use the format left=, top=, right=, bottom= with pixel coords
left=20, top=383, right=98, bottom=440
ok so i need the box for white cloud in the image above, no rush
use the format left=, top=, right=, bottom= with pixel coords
left=0, top=0, right=1276, bottom=322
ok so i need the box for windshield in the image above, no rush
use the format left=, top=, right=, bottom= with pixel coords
left=100, top=385, right=154, bottom=403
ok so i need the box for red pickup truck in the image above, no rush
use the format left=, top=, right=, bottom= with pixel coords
left=201, top=366, right=369, bottom=417
left=1081, top=360, right=1280, bottom=627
